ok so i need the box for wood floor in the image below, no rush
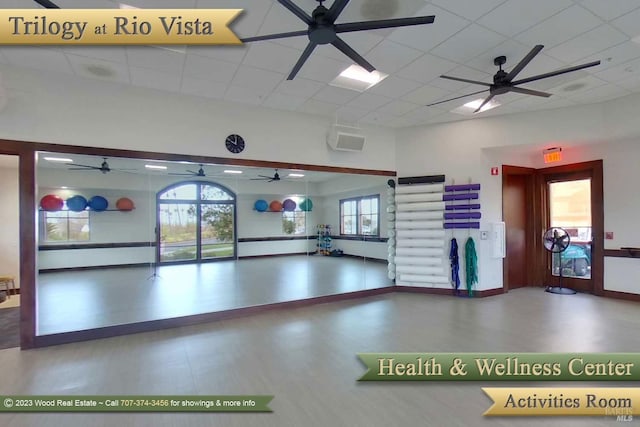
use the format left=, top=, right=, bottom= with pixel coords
left=2, top=288, right=637, bottom=426
left=37, top=255, right=391, bottom=335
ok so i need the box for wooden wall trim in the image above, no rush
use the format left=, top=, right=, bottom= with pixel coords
left=395, top=286, right=505, bottom=298
left=602, top=290, right=640, bottom=303
left=604, top=248, right=640, bottom=258
left=332, top=235, right=388, bottom=242
left=238, top=236, right=314, bottom=243
left=19, top=150, right=36, bottom=349
left=39, top=263, right=151, bottom=273
left=39, top=242, right=156, bottom=251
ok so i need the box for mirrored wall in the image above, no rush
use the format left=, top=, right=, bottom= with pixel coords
left=35, top=151, right=393, bottom=335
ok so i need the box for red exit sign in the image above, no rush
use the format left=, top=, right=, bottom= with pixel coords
left=543, top=147, right=562, bottom=163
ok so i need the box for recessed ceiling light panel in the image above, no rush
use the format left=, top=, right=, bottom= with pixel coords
left=330, top=65, right=388, bottom=92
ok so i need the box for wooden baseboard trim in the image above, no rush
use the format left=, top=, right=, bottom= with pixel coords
left=601, top=289, right=640, bottom=303
left=238, top=252, right=311, bottom=260
left=395, top=286, right=505, bottom=298
left=39, top=263, right=151, bottom=273
left=32, top=287, right=395, bottom=348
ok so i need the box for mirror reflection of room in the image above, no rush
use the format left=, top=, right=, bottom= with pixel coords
left=35, top=152, right=391, bottom=335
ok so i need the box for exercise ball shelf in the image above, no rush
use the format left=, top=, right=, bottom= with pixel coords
left=543, top=227, right=576, bottom=295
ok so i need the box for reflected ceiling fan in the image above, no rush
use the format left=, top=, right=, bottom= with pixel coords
left=242, top=0, right=435, bottom=80
left=33, top=0, right=59, bottom=8
left=427, top=45, right=601, bottom=113
left=251, top=169, right=282, bottom=182
left=170, top=164, right=207, bottom=177
left=68, top=158, right=133, bottom=174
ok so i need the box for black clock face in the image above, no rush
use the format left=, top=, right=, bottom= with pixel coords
left=225, top=134, right=245, bottom=154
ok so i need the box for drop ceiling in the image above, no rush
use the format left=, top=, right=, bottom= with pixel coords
left=1, top=0, right=640, bottom=128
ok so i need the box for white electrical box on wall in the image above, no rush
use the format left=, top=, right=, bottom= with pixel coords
left=491, top=222, right=506, bottom=258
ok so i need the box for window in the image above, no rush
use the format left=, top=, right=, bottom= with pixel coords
left=282, top=197, right=306, bottom=235
left=340, top=195, right=379, bottom=236
left=43, top=210, right=90, bottom=242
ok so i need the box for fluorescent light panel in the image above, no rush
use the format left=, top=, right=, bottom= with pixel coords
left=330, top=65, right=388, bottom=92
left=224, top=170, right=243, bottom=174
left=451, top=98, right=501, bottom=115
left=44, top=157, right=73, bottom=163
left=288, top=173, right=305, bottom=178
left=145, top=164, right=167, bottom=170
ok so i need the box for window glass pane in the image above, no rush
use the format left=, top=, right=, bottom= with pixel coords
left=201, top=204, right=234, bottom=259
left=45, top=212, right=68, bottom=241
left=201, top=185, right=233, bottom=201
left=158, top=203, right=197, bottom=262
left=361, top=198, right=372, bottom=214
left=159, top=184, right=197, bottom=200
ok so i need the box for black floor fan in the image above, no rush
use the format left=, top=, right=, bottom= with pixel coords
left=543, top=227, right=576, bottom=295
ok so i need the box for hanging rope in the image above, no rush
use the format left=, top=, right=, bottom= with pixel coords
left=465, top=237, right=478, bottom=297
left=449, top=238, right=460, bottom=294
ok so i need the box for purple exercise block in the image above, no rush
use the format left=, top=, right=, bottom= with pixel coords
left=442, top=193, right=479, bottom=201
left=444, top=222, right=481, bottom=229
left=444, top=212, right=482, bottom=220
left=444, top=184, right=481, bottom=192
left=445, top=204, right=481, bottom=210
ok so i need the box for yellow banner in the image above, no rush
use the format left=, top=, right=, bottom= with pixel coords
left=483, top=388, right=639, bottom=417
left=0, top=9, right=242, bottom=45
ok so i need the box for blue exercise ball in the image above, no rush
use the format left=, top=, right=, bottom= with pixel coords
left=299, top=198, right=313, bottom=211
left=254, top=199, right=268, bottom=212
left=88, top=195, right=109, bottom=211
left=66, top=195, right=88, bottom=212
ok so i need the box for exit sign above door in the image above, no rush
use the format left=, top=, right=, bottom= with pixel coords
left=543, top=147, right=562, bottom=163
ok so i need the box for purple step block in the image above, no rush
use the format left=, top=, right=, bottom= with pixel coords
left=444, top=222, right=481, bottom=229
left=444, top=184, right=481, bottom=192
left=444, top=212, right=482, bottom=220
left=442, top=193, right=479, bottom=201
left=445, top=204, right=481, bottom=210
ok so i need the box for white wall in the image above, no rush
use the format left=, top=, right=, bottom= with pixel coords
left=0, top=157, right=19, bottom=288
left=396, top=94, right=640, bottom=293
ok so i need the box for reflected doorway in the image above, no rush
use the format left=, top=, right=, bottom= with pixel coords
left=157, top=181, right=236, bottom=264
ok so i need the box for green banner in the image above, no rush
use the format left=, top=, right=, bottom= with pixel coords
left=0, top=395, right=273, bottom=412
left=358, top=353, right=640, bottom=381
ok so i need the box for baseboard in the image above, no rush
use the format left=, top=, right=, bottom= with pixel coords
left=395, top=286, right=505, bottom=298
left=238, top=252, right=311, bottom=260
left=601, top=289, right=640, bottom=303
left=39, top=263, right=151, bottom=273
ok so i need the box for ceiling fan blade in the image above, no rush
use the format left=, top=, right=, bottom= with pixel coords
left=335, top=15, right=435, bottom=33
left=507, top=86, right=552, bottom=97
left=506, top=44, right=544, bottom=82
left=439, top=75, right=492, bottom=86
left=68, top=167, right=101, bottom=171
left=331, top=37, right=375, bottom=72
left=474, top=94, right=495, bottom=113
left=326, top=0, right=350, bottom=22
left=287, top=41, right=317, bottom=80
left=425, top=89, right=489, bottom=107
left=277, top=0, right=313, bottom=25
left=33, top=0, right=59, bottom=8
left=511, top=60, right=601, bottom=86
left=169, top=172, right=195, bottom=176
left=69, top=164, right=102, bottom=170
left=241, top=30, right=308, bottom=43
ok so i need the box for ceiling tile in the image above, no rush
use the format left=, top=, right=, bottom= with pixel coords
left=0, top=47, right=74, bottom=75
left=610, top=7, right=640, bottom=38
left=183, top=54, right=238, bottom=83
left=347, top=92, right=393, bottom=110
left=377, top=100, right=420, bottom=116
left=125, top=47, right=186, bottom=74
left=262, top=92, right=309, bottom=112
left=401, top=84, right=451, bottom=105
left=66, top=54, right=131, bottom=85
left=367, top=76, right=423, bottom=99
left=313, top=86, right=360, bottom=104
left=242, top=42, right=303, bottom=74
left=297, top=54, right=350, bottom=83
left=545, top=24, right=629, bottom=64
left=578, top=0, right=640, bottom=21
left=396, top=53, right=459, bottom=84
left=63, top=47, right=128, bottom=64
left=617, top=74, right=640, bottom=91
left=477, top=0, right=573, bottom=37
left=186, top=45, right=248, bottom=64
left=196, top=0, right=272, bottom=39
left=129, top=67, right=182, bottom=92
left=388, top=4, right=470, bottom=52
left=594, top=57, right=640, bottom=83
left=298, top=98, right=341, bottom=116
left=334, top=0, right=429, bottom=22
left=430, top=0, right=506, bottom=21
left=429, top=24, right=506, bottom=63
left=402, top=105, right=450, bottom=122
left=274, top=78, right=325, bottom=98
left=564, top=82, right=630, bottom=103
left=335, top=105, right=370, bottom=123
left=364, top=40, right=424, bottom=74
left=314, top=32, right=384, bottom=63
left=514, top=5, right=603, bottom=49
left=231, top=65, right=284, bottom=92
left=115, top=0, right=197, bottom=7
left=463, top=39, right=532, bottom=73
left=256, top=0, right=306, bottom=36
left=511, top=53, right=569, bottom=81
left=224, top=85, right=265, bottom=106
left=360, top=111, right=401, bottom=127
left=427, top=65, right=493, bottom=92
left=580, top=42, right=640, bottom=72
left=180, top=76, right=227, bottom=99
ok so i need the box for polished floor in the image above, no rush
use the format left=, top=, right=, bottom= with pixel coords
left=37, top=256, right=390, bottom=335
left=3, top=288, right=639, bottom=426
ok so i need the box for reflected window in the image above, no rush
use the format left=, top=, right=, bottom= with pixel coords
left=340, top=195, right=379, bottom=236
left=158, top=182, right=236, bottom=263
left=42, top=210, right=90, bottom=242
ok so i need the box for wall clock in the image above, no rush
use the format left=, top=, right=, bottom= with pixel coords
left=225, top=134, right=245, bottom=154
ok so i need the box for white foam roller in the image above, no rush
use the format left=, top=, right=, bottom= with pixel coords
left=387, top=188, right=395, bottom=196
left=388, top=271, right=396, bottom=280
left=398, top=274, right=449, bottom=284
left=388, top=230, right=396, bottom=237
left=396, top=220, right=444, bottom=230
left=388, top=262, right=395, bottom=271
left=396, top=211, right=443, bottom=221
left=388, top=213, right=395, bottom=221
left=386, top=205, right=396, bottom=213
left=396, top=193, right=442, bottom=203
left=388, top=246, right=395, bottom=255
left=396, top=238, right=445, bottom=248
left=397, top=265, right=444, bottom=275
left=395, top=256, right=443, bottom=266
left=397, top=201, right=446, bottom=212
left=396, top=183, right=444, bottom=194
left=396, top=247, right=444, bottom=257
left=387, top=196, right=395, bottom=204
left=396, top=229, right=445, bottom=239
left=387, top=254, right=394, bottom=263
left=387, top=238, right=396, bottom=247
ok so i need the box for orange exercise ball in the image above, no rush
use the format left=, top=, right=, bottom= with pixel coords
left=269, top=200, right=283, bottom=212
left=116, top=197, right=135, bottom=211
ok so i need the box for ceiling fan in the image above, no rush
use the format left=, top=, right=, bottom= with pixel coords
left=33, top=0, right=58, bottom=8
left=169, top=164, right=207, bottom=177
left=427, top=45, right=601, bottom=113
left=251, top=169, right=282, bottom=182
left=68, top=158, right=133, bottom=174
left=242, top=0, right=435, bottom=80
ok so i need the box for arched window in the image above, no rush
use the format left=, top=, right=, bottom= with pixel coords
left=157, top=182, right=236, bottom=263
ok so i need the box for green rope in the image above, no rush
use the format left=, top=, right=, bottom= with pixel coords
left=465, top=237, right=478, bottom=297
